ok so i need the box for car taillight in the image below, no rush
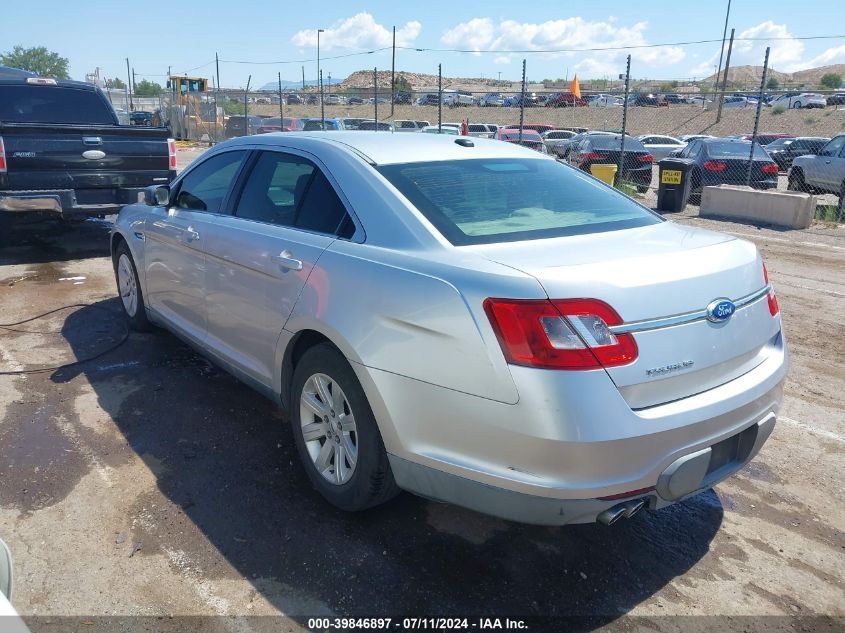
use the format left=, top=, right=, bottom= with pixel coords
left=0, top=136, right=6, bottom=173
left=167, top=138, right=177, bottom=170
left=762, top=262, right=780, bottom=316
left=703, top=160, right=727, bottom=171
left=761, top=163, right=779, bottom=174
left=582, top=152, right=608, bottom=160
left=483, top=298, right=638, bottom=370
left=638, top=153, right=654, bottom=162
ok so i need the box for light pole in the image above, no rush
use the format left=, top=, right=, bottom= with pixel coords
left=317, top=28, right=325, bottom=107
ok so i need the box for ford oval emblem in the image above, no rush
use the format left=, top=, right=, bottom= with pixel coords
left=706, top=298, right=736, bottom=323
left=82, top=150, right=106, bottom=160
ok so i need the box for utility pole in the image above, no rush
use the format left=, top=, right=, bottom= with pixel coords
left=716, top=28, right=735, bottom=123
left=438, top=64, right=442, bottom=132
left=244, top=75, right=251, bottom=130
left=374, top=67, right=378, bottom=130
left=317, top=28, right=325, bottom=111
left=278, top=72, right=284, bottom=126
left=391, top=25, right=396, bottom=118
left=518, top=59, right=526, bottom=143
left=301, top=66, right=305, bottom=90
left=747, top=47, right=770, bottom=187
left=328, top=72, right=331, bottom=95
left=618, top=55, right=632, bottom=187
left=713, top=0, right=732, bottom=94
left=125, top=58, right=133, bottom=111
left=132, top=68, right=136, bottom=95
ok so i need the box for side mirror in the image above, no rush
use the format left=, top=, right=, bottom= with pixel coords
left=143, top=185, right=170, bottom=206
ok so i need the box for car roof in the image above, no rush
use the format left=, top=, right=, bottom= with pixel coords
left=224, top=131, right=551, bottom=165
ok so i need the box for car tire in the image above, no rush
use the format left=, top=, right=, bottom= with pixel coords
left=290, top=342, right=399, bottom=512
left=838, top=181, right=845, bottom=221
left=788, top=169, right=809, bottom=193
left=113, top=241, right=151, bottom=331
left=794, top=101, right=802, bottom=109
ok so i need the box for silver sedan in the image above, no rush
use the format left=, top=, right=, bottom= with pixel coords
left=112, top=132, right=787, bottom=525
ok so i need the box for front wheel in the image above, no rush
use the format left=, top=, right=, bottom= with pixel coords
left=291, top=343, right=399, bottom=512
left=113, top=241, right=151, bottom=331
left=793, top=101, right=802, bottom=109
left=788, top=169, right=809, bottom=192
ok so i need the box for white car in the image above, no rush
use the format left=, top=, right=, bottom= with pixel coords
left=636, top=134, right=686, bottom=161
left=722, top=96, right=752, bottom=109
left=768, top=92, right=826, bottom=109
left=421, top=125, right=459, bottom=135
left=686, top=96, right=713, bottom=106
left=324, top=94, right=347, bottom=106
left=588, top=95, right=624, bottom=107
left=542, top=129, right=577, bottom=154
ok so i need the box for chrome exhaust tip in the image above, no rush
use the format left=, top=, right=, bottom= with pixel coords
left=597, top=505, right=627, bottom=525
left=623, top=499, right=646, bottom=519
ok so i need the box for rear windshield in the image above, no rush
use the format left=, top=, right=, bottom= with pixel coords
left=706, top=142, right=770, bottom=158
left=377, top=158, right=660, bottom=246
left=590, top=136, right=645, bottom=150
left=0, top=85, right=116, bottom=124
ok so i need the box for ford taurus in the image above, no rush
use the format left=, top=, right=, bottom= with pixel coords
left=111, top=132, right=787, bottom=525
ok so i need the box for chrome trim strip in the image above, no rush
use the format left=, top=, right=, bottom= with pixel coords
left=609, top=286, right=770, bottom=334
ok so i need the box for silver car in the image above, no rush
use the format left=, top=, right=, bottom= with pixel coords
left=112, top=133, right=787, bottom=526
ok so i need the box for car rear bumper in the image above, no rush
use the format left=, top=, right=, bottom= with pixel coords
left=355, top=328, right=787, bottom=525
left=0, top=187, right=150, bottom=218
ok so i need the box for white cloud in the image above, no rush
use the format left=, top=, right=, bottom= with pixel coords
left=440, top=17, right=684, bottom=77
left=689, top=21, right=806, bottom=77
left=441, top=18, right=495, bottom=56
left=494, top=55, right=511, bottom=65
left=291, top=13, right=421, bottom=50
left=800, top=44, right=845, bottom=69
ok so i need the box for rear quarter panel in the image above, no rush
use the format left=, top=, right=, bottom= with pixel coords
left=284, top=240, right=549, bottom=406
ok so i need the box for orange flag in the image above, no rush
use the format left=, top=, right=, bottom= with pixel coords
left=569, top=74, right=581, bottom=99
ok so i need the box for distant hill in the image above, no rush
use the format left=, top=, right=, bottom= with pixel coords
left=702, top=64, right=845, bottom=88
left=258, top=77, right=341, bottom=91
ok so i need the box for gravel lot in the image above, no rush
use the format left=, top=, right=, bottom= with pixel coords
left=0, top=147, right=843, bottom=632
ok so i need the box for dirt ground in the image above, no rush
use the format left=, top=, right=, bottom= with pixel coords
left=0, top=148, right=843, bottom=632
left=246, top=102, right=845, bottom=138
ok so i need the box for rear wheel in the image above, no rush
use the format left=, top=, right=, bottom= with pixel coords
left=291, top=343, right=399, bottom=512
left=793, top=101, right=802, bottom=109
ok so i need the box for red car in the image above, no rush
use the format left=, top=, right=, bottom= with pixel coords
left=545, top=92, right=587, bottom=107
left=501, top=123, right=555, bottom=136
left=494, top=128, right=546, bottom=153
left=256, top=117, right=304, bottom=134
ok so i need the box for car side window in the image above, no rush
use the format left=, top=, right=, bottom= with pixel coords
left=821, top=136, right=845, bottom=157
left=174, top=150, right=246, bottom=213
left=234, top=151, right=353, bottom=237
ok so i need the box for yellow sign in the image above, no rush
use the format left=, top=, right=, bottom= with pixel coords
left=661, top=169, right=682, bottom=185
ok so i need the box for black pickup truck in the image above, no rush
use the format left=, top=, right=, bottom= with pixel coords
left=0, top=75, right=176, bottom=220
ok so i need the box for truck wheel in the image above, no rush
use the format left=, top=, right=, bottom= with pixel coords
left=291, top=343, right=399, bottom=512
left=113, top=241, right=151, bottom=331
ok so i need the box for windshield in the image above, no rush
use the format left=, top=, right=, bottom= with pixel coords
left=590, top=136, right=645, bottom=150
left=377, top=158, right=660, bottom=245
left=0, top=85, right=116, bottom=124
left=706, top=142, right=770, bottom=158
left=765, top=138, right=792, bottom=149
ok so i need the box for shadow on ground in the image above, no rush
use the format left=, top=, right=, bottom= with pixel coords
left=0, top=216, right=112, bottom=265
left=49, top=299, right=723, bottom=626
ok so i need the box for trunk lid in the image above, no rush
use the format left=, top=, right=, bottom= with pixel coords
left=473, top=222, right=780, bottom=408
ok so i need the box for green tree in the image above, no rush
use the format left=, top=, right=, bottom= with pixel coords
left=105, top=77, right=126, bottom=90
left=0, top=45, right=70, bottom=79
left=819, top=73, right=842, bottom=90
left=134, top=79, right=163, bottom=96
left=766, top=77, right=780, bottom=90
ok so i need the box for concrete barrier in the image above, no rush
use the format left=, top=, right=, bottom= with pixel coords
left=700, top=185, right=816, bottom=229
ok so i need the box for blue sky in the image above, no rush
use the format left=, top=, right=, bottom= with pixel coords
left=3, top=0, right=845, bottom=87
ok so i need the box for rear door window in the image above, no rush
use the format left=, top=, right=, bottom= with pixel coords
left=233, top=151, right=352, bottom=236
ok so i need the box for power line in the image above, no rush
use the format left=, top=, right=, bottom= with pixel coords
left=395, top=34, right=845, bottom=55
left=219, top=47, right=392, bottom=65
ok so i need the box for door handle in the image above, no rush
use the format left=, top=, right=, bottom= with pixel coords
left=271, top=250, right=303, bottom=271
left=184, top=227, right=201, bottom=242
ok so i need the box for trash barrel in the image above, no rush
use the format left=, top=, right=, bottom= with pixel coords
left=591, top=163, right=618, bottom=186
left=656, top=158, right=694, bottom=213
